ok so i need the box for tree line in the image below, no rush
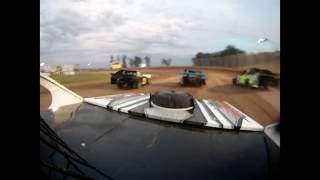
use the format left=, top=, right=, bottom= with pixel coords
left=109, top=55, right=151, bottom=68
left=109, top=55, right=173, bottom=67
left=192, top=45, right=245, bottom=65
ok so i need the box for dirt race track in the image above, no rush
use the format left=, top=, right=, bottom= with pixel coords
left=40, top=67, right=280, bottom=127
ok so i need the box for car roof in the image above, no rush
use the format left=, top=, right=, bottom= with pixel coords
left=247, top=68, right=273, bottom=73
left=122, top=70, right=137, bottom=73
left=185, top=69, right=202, bottom=73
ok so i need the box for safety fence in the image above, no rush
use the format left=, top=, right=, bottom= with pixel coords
left=193, top=52, right=280, bottom=67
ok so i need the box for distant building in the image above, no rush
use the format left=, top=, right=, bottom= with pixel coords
left=61, top=64, right=75, bottom=75
left=42, top=65, right=57, bottom=73
left=139, top=63, right=147, bottom=68
left=41, top=64, right=75, bottom=76
left=41, top=65, right=57, bottom=76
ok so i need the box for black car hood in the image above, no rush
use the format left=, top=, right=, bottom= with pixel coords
left=41, top=103, right=279, bottom=180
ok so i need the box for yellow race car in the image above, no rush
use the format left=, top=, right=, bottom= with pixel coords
left=111, top=70, right=151, bottom=88
left=111, top=63, right=122, bottom=70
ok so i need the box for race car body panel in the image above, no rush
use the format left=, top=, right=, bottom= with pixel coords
left=233, top=68, right=279, bottom=88
left=84, top=93, right=264, bottom=131
left=110, top=70, right=124, bottom=84
left=41, top=104, right=278, bottom=179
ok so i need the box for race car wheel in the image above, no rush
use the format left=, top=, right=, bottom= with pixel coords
left=196, top=80, right=202, bottom=87
left=232, top=78, right=237, bottom=85
left=258, top=77, right=268, bottom=90
left=135, top=81, right=141, bottom=89
left=116, top=79, right=122, bottom=88
left=245, top=79, right=250, bottom=87
left=260, top=84, right=268, bottom=90
left=180, top=79, right=185, bottom=86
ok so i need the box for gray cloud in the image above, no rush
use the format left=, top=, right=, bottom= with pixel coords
left=40, top=0, right=279, bottom=67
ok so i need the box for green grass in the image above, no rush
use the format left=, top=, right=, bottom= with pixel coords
left=51, top=73, right=110, bottom=85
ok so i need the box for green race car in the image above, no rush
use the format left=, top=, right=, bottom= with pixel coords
left=232, top=68, right=279, bottom=89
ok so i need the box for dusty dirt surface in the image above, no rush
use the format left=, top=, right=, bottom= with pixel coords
left=40, top=86, right=51, bottom=109
left=40, top=67, right=280, bottom=127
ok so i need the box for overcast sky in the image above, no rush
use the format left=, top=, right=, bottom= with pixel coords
left=40, top=0, right=280, bottom=68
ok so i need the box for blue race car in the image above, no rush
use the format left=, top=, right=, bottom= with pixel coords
left=180, top=69, right=206, bottom=86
